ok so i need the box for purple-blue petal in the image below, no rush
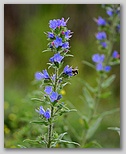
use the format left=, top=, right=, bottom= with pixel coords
left=92, top=54, right=105, bottom=63
left=96, top=63, right=103, bottom=71
left=42, top=69, right=50, bottom=79
left=96, top=32, right=107, bottom=40
left=44, top=109, right=51, bottom=119
left=100, top=42, right=107, bottom=48
left=48, top=32, right=54, bottom=39
left=63, top=65, right=73, bottom=76
left=49, top=53, right=64, bottom=64
left=50, top=92, right=58, bottom=102
left=97, top=16, right=106, bottom=26
left=104, top=66, right=111, bottom=72
left=62, top=42, right=69, bottom=49
left=35, top=72, right=44, bottom=80
left=53, top=37, right=63, bottom=48
left=112, top=50, right=119, bottom=58
left=44, top=86, right=53, bottom=95
left=39, top=106, right=45, bottom=115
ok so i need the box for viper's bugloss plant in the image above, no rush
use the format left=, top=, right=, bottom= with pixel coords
left=22, top=18, right=79, bottom=148
left=73, top=4, right=120, bottom=148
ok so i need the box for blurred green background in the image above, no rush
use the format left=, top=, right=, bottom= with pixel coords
left=4, top=4, right=120, bottom=148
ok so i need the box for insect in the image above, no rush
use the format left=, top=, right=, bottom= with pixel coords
left=72, top=67, right=78, bottom=76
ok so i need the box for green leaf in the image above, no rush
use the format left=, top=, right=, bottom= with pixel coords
left=57, top=132, right=68, bottom=140
left=77, top=78, right=97, bottom=93
left=62, top=82, right=71, bottom=88
left=86, top=108, right=120, bottom=140
left=17, top=144, right=27, bottom=148
left=42, top=49, right=49, bottom=53
left=23, top=139, right=46, bottom=145
left=82, top=60, right=95, bottom=69
left=84, top=81, right=97, bottom=93
left=59, top=140, right=80, bottom=146
left=84, top=140, right=102, bottom=148
left=86, top=117, right=102, bottom=140
left=83, top=118, right=89, bottom=130
left=83, top=87, right=94, bottom=109
left=64, top=54, right=74, bottom=57
left=30, top=120, right=49, bottom=126
left=31, top=98, right=44, bottom=102
left=101, top=74, right=116, bottom=89
left=100, top=108, right=120, bottom=118
left=108, top=127, right=120, bottom=136
left=98, top=91, right=111, bottom=98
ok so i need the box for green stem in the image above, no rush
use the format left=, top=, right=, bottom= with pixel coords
left=47, top=67, right=59, bottom=148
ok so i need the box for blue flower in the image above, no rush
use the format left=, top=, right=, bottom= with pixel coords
left=44, top=86, right=53, bottom=95
left=107, top=9, right=113, bottom=16
left=112, top=50, right=119, bottom=58
left=64, top=30, right=72, bottom=40
left=51, top=74, right=56, bottom=81
left=92, top=54, right=105, bottom=63
left=60, top=18, right=67, bottom=26
left=50, top=92, right=59, bottom=102
left=97, top=16, right=106, bottom=26
left=44, top=109, right=51, bottom=119
left=35, top=72, right=44, bottom=80
left=96, top=63, right=103, bottom=71
left=49, top=53, right=64, bottom=64
left=104, top=66, right=111, bottom=72
left=100, top=42, right=107, bottom=48
left=36, top=106, right=51, bottom=119
left=96, top=32, right=107, bottom=40
left=35, top=106, right=45, bottom=115
left=62, top=42, right=69, bottom=49
left=63, top=65, right=73, bottom=76
left=49, top=18, right=67, bottom=30
left=53, top=36, right=63, bottom=48
left=49, top=19, right=58, bottom=30
left=35, top=69, right=50, bottom=80
left=116, top=24, right=120, bottom=33
left=48, top=32, right=54, bottom=39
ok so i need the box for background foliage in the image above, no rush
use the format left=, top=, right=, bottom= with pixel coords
left=4, top=4, right=120, bottom=148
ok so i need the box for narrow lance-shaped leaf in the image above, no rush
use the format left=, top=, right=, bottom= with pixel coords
left=82, top=60, right=96, bottom=69
left=108, top=127, right=120, bottom=136
left=101, top=74, right=116, bottom=89
left=30, top=120, right=49, bottom=126
left=86, top=117, right=102, bottom=140
left=83, top=87, right=94, bottom=109
left=84, top=140, right=102, bottom=148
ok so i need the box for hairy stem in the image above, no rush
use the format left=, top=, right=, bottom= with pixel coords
left=47, top=67, right=58, bottom=148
